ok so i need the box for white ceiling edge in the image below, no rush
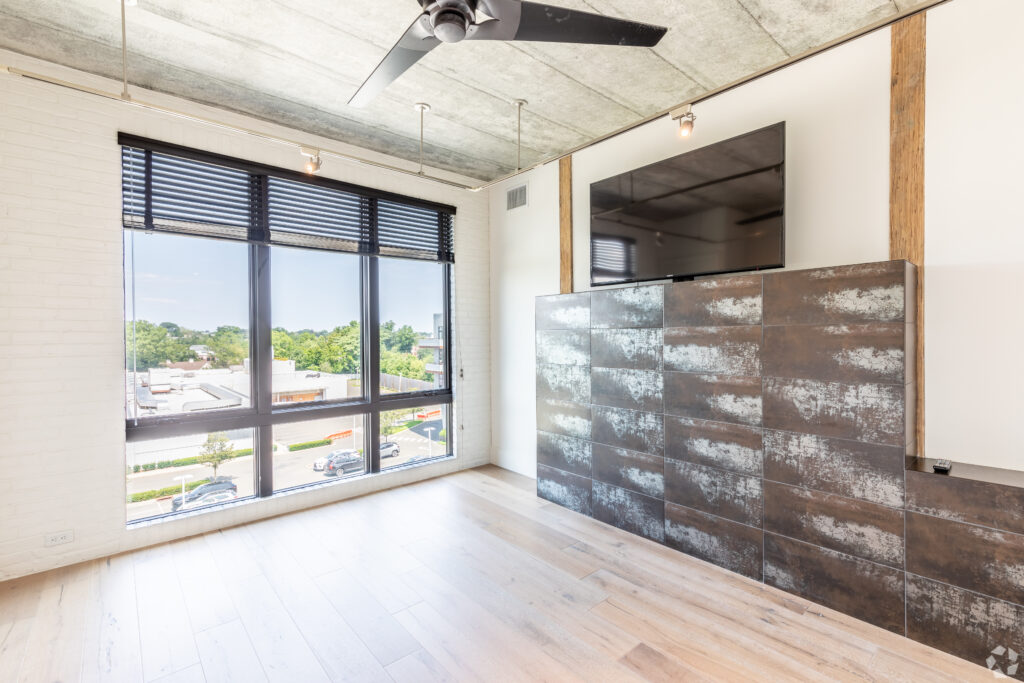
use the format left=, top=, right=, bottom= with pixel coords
left=0, top=48, right=486, bottom=191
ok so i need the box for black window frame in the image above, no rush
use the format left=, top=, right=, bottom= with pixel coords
left=121, top=134, right=456, bottom=518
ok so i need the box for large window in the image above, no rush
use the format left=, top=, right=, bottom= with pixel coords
left=121, top=136, right=455, bottom=523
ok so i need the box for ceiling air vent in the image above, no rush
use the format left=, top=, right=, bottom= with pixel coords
left=506, top=184, right=527, bottom=211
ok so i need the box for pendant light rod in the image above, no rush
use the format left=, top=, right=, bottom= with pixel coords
left=119, top=0, right=130, bottom=100
left=513, top=99, right=527, bottom=172
left=414, top=102, right=430, bottom=175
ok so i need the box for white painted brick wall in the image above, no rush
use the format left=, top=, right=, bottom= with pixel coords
left=0, top=50, right=491, bottom=581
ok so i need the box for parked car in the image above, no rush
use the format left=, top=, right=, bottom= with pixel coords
left=323, top=449, right=364, bottom=477
left=380, top=442, right=400, bottom=458
left=171, top=477, right=237, bottom=511
left=183, top=489, right=238, bottom=510
left=313, top=455, right=328, bottom=471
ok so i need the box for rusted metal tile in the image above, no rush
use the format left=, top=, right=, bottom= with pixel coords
left=591, top=443, right=664, bottom=499
left=764, top=533, right=906, bottom=635
left=536, top=329, right=590, bottom=366
left=664, top=372, right=762, bottom=426
left=592, top=481, right=665, bottom=542
left=537, top=431, right=592, bottom=478
left=764, top=430, right=904, bottom=508
left=763, top=261, right=909, bottom=325
left=592, top=405, right=664, bottom=456
left=665, top=416, right=763, bottom=477
left=591, top=367, right=663, bottom=412
left=664, top=502, right=764, bottom=581
left=536, top=364, right=591, bottom=404
left=591, top=285, right=664, bottom=329
left=906, top=512, right=1024, bottom=606
left=906, top=574, right=1024, bottom=678
left=591, top=328, right=663, bottom=370
left=763, top=323, right=906, bottom=385
left=664, top=274, right=763, bottom=327
left=664, top=460, right=763, bottom=527
left=664, top=325, right=762, bottom=376
left=537, top=464, right=592, bottom=516
left=763, top=377, right=906, bottom=447
left=763, top=481, right=904, bottom=569
left=907, top=469, right=1024, bottom=536
left=536, top=398, right=591, bottom=440
left=536, top=292, right=591, bottom=330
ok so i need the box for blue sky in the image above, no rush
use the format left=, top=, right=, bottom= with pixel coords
left=125, top=232, right=444, bottom=333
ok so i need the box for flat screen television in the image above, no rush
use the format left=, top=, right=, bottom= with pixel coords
left=590, top=122, right=785, bottom=286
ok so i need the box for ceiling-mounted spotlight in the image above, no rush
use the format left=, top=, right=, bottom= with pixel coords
left=671, top=104, right=696, bottom=138
left=300, top=147, right=322, bottom=174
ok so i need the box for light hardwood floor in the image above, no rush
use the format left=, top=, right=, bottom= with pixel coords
left=0, top=465, right=993, bottom=682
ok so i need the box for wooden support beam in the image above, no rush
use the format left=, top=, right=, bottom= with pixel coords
left=890, top=13, right=926, bottom=456
left=559, top=156, right=573, bottom=294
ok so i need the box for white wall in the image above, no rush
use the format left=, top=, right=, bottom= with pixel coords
left=924, top=0, right=1024, bottom=472
left=490, top=28, right=892, bottom=477
left=0, top=50, right=490, bottom=580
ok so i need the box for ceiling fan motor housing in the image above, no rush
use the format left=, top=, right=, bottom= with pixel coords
left=426, top=0, right=476, bottom=43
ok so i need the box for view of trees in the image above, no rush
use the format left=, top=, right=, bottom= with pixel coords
left=127, top=319, right=432, bottom=381
left=197, top=431, right=236, bottom=477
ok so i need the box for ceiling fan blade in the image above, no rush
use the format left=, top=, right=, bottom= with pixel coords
left=348, top=15, right=440, bottom=107
left=470, top=1, right=667, bottom=47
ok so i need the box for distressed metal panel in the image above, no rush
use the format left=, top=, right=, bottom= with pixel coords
left=536, top=329, right=590, bottom=366
left=591, top=286, right=664, bottom=329
left=591, top=443, right=664, bottom=499
left=592, top=481, right=665, bottom=543
left=764, top=533, right=906, bottom=635
left=591, top=328, right=663, bottom=370
left=906, top=574, right=1024, bottom=679
left=762, top=377, right=905, bottom=447
left=537, top=464, right=592, bottom=516
left=764, top=430, right=904, bottom=508
left=664, top=503, right=764, bottom=581
left=664, top=274, right=763, bottom=327
left=664, top=460, right=763, bottom=527
left=906, top=512, right=1024, bottom=606
left=536, top=398, right=592, bottom=440
left=537, top=431, right=592, bottom=479
left=592, top=405, right=664, bottom=456
left=763, top=261, right=908, bottom=325
left=665, top=416, right=763, bottom=477
left=536, top=364, right=591, bottom=404
left=591, top=367, right=663, bottom=412
left=536, top=292, right=591, bottom=330
left=763, top=323, right=906, bottom=385
left=763, top=481, right=905, bottom=569
left=906, top=470, right=1024, bottom=536
left=664, top=372, right=762, bottom=426
left=663, top=326, right=762, bottom=376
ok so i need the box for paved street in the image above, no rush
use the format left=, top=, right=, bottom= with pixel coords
left=126, top=417, right=447, bottom=521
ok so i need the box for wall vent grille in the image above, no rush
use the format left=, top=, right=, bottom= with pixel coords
left=506, top=184, right=528, bottom=211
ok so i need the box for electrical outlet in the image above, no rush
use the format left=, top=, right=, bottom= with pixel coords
left=44, top=530, right=74, bottom=547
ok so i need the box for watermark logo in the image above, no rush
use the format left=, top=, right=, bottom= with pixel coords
left=987, top=645, right=1019, bottom=678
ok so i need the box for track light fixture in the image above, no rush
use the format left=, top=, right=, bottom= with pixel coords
left=671, top=104, right=696, bottom=138
left=300, top=147, right=322, bottom=174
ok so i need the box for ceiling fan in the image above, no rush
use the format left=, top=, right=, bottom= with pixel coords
left=348, top=0, right=668, bottom=107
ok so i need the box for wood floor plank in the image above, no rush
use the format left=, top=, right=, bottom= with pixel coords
left=0, top=465, right=993, bottom=682
left=195, top=620, right=267, bottom=683
left=385, top=649, right=455, bottom=683
left=134, top=547, right=200, bottom=682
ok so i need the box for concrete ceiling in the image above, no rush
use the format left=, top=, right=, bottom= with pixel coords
left=0, top=0, right=930, bottom=181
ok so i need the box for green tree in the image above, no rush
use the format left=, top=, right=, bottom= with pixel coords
left=389, top=325, right=417, bottom=354
left=207, top=326, right=248, bottom=368
left=197, top=432, right=235, bottom=478
left=380, top=409, right=408, bottom=437
left=126, top=320, right=193, bottom=369
left=380, top=349, right=430, bottom=381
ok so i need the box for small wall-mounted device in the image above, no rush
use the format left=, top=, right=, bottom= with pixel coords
left=932, top=459, right=952, bottom=474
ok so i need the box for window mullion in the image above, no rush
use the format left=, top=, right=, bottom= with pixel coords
left=366, top=254, right=381, bottom=474
left=252, top=173, right=274, bottom=496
